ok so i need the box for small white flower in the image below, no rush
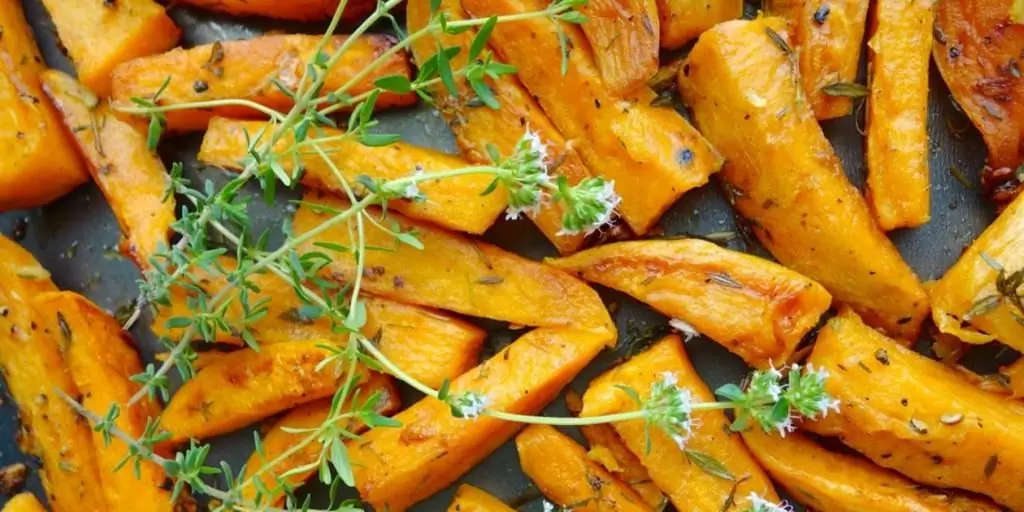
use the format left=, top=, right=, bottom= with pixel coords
left=766, top=361, right=783, bottom=380
left=451, top=391, right=489, bottom=419
left=542, top=501, right=558, bottom=512
left=402, top=170, right=425, bottom=199
left=669, top=318, right=701, bottom=341
left=505, top=202, right=541, bottom=221
left=585, top=180, right=621, bottom=234
left=775, top=415, right=796, bottom=437
left=522, top=128, right=549, bottom=168
left=816, top=396, right=841, bottom=417
left=647, top=373, right=694, bottom=450
left=747, top=493, right=794, bottom=512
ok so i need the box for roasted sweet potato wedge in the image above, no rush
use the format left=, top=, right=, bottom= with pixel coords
left=0, top=1, right=86, bottom=210
left=548, top=240, right=832, bottom=368
left=933, top=0, right=1024, bottom=170
left=111, top=35, right=414, bottom=132
left=580, top=335, right=778, bottom=511
left=564, top=391, right=665, bottom=509
left=239, top=374, right=401, bottom=506
left=742, top=428, right=1002, bottom=512
left=678, top=18, right=929, bottom=341
left=1, top=494, right=46, bottom=512
left=199, top=118, right=505, bottom=234
left=805, top=307, right=1024, bottom=510
left=931, top=182, right=1024, bottom=349
left=178, top=0, right=376, bottom=22
left=154, top=255, right=485, bottom=389
left=461, top=0, right=722, bottom=235
left=579, top=0, right=660, bottom=94
left=41, top=70, right=174, bottom=268
left=657, top=0, right=742, bottom=49
left=517, top=425, right=653, bottom=512
left=864, top=0, right=933, bottom=231
left=447, top=485, right=514, bottom=512
left=764, top=0, right=870, bottom=119
left=406, top=0, right=590, bottom=254
left=33, top=292, right=172, bottom=512
left=350, top=327, right=613, bottom=512
left=39, top=0, right=179, bottom=97
left=161, top=341, right=367, bottom=443
left=0, top=238, right=106, bottom=512
left=294, top=192, right=614, bottom=333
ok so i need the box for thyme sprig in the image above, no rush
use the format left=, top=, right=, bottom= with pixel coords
left=966, top=253, right=1024, bottom=325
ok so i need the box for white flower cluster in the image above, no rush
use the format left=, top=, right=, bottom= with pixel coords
left=747, top=493, right=794, bottom=512
left=645, top=372, right=695, bottom=449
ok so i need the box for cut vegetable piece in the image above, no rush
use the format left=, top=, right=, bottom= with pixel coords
left=178, top=0, right=376, bottom=22
left=658, top=0, right=742, bottom=49
left=580, top=335, right=778, bottom=511
left=0, top=244, right=106, bottom=512
left=461, top=0, right=722, bottom=235
left=805, top=307, right=1024, bottom=510
left=153, top=255, right=485, bottom=389
left=161, top=341, right=366, bottom=443
left=548, top=240, right=831, bottom=368
left=200, top=118, right=504, bottom=234
left=0, top=235, right=57, bottom=296
left=40, top=70, right=174, bottom=268
left=111, top=35, right=414, bottom=132
left=1, top=494, right=46, bottom=512
left=447, top=485, right=515, bottom=512
left=930, top=191, right=1024, bottom=349
left=0, top=1, right=86, bottom=210
left=678, top=18, right=929, bottom=341
left=865, top=0, right=933, bottom=230
left=33, top=292, right=173, bottom=512
left=933, top=0, right=1024, bottom=169
left=350, top=327, right=613, bottom=512
left=516, top=425, right=653, bottom=512
left=764, top=0, right=870, bottom=119
left=406, top=0, right=590, bottom=254
left=39, top=0, right=179, bottom=97
left=294, top=193, right=615, bottom=333
left=742, top=428, right=1002, bottom=512
left=565, top=392, right=666, bottom=510
left=579, top=0, right=660, bottom=94
left=239, top=374, right=401, bottom=507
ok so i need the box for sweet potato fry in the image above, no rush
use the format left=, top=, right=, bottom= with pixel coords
left=40, top=70, right=174, bottom=268
left=1, top=494, right=46, bottom=512
left=153, top=255, right=484, bottom=389
left=564, top=391, right=666, bottom=509
left=178, top=0, right=376, bottom=22
left=0, top=1, right=86, bottom=210
left=406, top=0, right=590, bottom=254
left=865, top=0, right=933, bottom=231
left=461, top=0, right=722, bottom=235
left=350, top=327, right=613, bottom=512
left=161, top=341, right=367, bottom=443
left=579, top=0, right=660, bottom=94
left=764, top=0, right=870, bottom=119
left=933, top=0, right=1024, bottom=169
left=742, top=428, right=1002, bottom=512
left=448, top=486, right=514, bottom=512
left=678, top=18, right=929, bottom=341
left=199, top=118, right=504, bottom=234
left=294, top=192, right=615, bottom=333
left=805, top=307, right=1024, bottom=510
left=517, top=425, right=653, bottom=512
left=930, top=193, right=1024, bottom=349
left=0, top=239, right=106, bottom=512
left=580, top=335, right=778, bottom=511
left=33, top=292, right=172, bottom=512
left=111, top=35, right=414, bottom=133
left=548, top=240, right=831, bottom=368
left=39, top=0, right=179, bottom=97
left=239, top=374, right=401, bottom=507
left=657, top=0, right=742, bottom=49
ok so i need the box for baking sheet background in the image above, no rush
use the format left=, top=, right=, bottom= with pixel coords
left=0, top=1, right=1014, bottom=510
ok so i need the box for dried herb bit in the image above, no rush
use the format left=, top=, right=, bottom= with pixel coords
left=874, top=348, right=890, bottom=366
left=683, top=449, right=734, bottom=481
left=57, top=312, right=73, bottom=346
left=984, top=454, right=999, bottom=478
left=909, top=418, right=929, bottom=434
left=812, top=5, right=830, bottom=24
left=964, top=294, right=1001, bottom=321
left=949, top=164, right=975, bottom=189
left=278, top=306, right=322, bottom=325
left=765, top=27, right=793, bottom=55
left=0, top=463, right=26, bottom=495
left=821, top=82, right=869, bottom=98
left=940, top=413, right=964, bottom=425
left=708, top=272, right=742, bottom=289
left=475, top=275, right=504, bottom=285
left=192, top=80, right=210, bottom=94
left=203, top=41, right=226, bottom=77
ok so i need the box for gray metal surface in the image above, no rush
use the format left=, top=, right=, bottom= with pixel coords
left=0, top=1, right=1012, bottom=510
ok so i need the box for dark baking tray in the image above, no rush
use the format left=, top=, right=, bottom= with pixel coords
left=0, top=1, right=1015, bottom=510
